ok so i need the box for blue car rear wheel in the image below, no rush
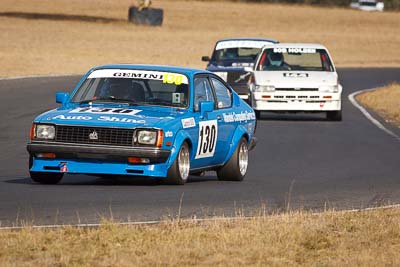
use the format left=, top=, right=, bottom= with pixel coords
left=217, top=137, right=248, bottom=181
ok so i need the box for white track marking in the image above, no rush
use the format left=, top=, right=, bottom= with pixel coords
left=1, top=204, right=399, bottom=230
left=348, top=88, right=400, bottom=142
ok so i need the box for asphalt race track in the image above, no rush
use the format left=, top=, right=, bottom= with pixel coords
left=0, top=68, right=399, bottom=226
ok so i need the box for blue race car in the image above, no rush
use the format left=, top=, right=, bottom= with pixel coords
left=27, top=65, right=257, bottom=185
left=202, top=38, right=278, bottom=102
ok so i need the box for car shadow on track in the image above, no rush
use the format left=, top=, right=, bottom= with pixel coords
left=257, top=113, right=329, bottom=122
left=4, top=175, right=218, bottom=186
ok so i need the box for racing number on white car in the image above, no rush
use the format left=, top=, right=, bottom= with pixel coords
left=196, top=120, right=218, bottom=159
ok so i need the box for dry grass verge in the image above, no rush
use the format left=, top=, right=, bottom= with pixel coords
left=357, top=83, right=400, bottom=128
left=0, top=0, right=400, bottom=77
left=0, top=208, right=400, bottom=266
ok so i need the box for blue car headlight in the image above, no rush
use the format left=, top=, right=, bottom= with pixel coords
left=35, top=124, right=55, bottom=140
left=138, top=130, right=157, bottom=145
left=134, top=129, right=163, bottom=147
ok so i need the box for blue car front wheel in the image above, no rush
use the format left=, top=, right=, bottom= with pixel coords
left=29, top=156, right=64, bottom=184
left=165, top=142, right=190, bottom=185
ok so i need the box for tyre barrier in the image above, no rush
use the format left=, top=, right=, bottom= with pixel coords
left=128, top=6, right=163, bottom=26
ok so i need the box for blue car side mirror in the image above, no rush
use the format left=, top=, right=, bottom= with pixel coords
left=56, top=92, right=70, bottom=104
left=199, top=101, right=214, bottom=118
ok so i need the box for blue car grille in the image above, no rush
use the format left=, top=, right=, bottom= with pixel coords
left=55, top=126, right=134, bottom=146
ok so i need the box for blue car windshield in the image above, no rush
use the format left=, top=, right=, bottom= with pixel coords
left=71, top=69, right=189, bottom=108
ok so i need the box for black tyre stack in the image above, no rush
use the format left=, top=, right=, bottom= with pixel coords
left=128, top=7, right=163, bottom=26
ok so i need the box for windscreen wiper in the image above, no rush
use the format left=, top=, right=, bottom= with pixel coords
left=234, top=72, right=251, bottom=83
left=76, top=97, right=137, bottom=105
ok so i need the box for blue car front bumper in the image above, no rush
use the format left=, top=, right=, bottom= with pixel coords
left=27, top=142, right=171, bottom=177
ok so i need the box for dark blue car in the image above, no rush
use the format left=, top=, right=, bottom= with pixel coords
left=27, top=65, right=257, bottom=185
left=202, top=38, right=278, bottom=102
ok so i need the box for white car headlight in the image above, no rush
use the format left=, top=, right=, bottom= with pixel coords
left=136, top=130, right=158, bottom=145
left=319, top=85, right=339, bottom=93
left=254, top=85, right=275, bottom=92
left=36, top=124, right=55, bottom=139
left=215, top=72, right=227, bottom=82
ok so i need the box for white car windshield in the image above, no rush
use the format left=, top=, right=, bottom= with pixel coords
left=256, top=48, right=334, bottom=72
left=71, top=69, right=189, bottom=108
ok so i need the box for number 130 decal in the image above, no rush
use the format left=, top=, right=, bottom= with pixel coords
left=195, top=120, right=218, bottom=159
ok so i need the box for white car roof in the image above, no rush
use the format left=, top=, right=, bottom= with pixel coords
left=262, top=43, right=328, bottom=50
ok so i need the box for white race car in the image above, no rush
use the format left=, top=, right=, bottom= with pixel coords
left=350, top=0, right=384, bottom=12
left=247, top=43, right=342, bottom=121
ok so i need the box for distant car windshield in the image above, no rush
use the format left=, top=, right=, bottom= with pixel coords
left=360, top=1, right=378, bottom=6
left=256, top=48, right=334, bottom=72
left=213, top=47, right=261, bottom=61
left=212, top=40, right=274, bottom=62
left=71, top=69, right=189, bottom=108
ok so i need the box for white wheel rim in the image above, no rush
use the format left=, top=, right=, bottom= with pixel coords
left=238, top=142, right=248, bottom=176
left=178, top=145, right=190, bottom=181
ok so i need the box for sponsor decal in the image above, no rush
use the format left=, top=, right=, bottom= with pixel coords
left=51, top=114, right=146, bottom=124
left=165, top=131, right=173, bottom=138
left=70, top=107, right=141, bottom=116
left=216, top=40, right=273, bottom=50
left=51, top=115, right=92, bottom=121
left=97, top=116, right=146, bottom=123
left=273, top=48, right=316, bottom=54
left=88, top=69, right=188, bottom=85
left=60, top=163, right=68, bottom=173
left=222, top=111, right=256, bottom=123
left=195, top=120, right=218, bottom=159
left=283, top=73, right=309, bottom=78
left=181, top=117, right=196, bottom=128
left=163, top=73, right=185, bottom=85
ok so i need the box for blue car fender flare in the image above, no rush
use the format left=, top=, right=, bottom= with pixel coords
left=222, top=125, right=250, bottom=164
left=166, top=130, right=193, bottom=168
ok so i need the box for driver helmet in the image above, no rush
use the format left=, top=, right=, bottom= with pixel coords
left=224, top=48, right=238, bottom=59
left=108, top=79, right=133, bottom=99
left=268, top=52, right=283, bottom=67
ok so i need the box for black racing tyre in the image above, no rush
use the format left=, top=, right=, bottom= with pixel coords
left=326, top=110, right=342, bottom=121
left=128, top=7, right=163, bottom=26
left=164, top=142, right=190, bottom=185
left=255, top=110, right=261, bottom=120
left=217, top=137, right=248, bottom=181
left=30, top=172, right=64, bottom=184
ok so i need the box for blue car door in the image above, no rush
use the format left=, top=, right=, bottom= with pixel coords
left=208, top=75, right=236, bottom=165
left=190, top=75, right=233, bottom=169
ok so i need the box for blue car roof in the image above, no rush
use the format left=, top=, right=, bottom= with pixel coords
left=216, top=37, right=279, bottom=44
left=92, top=64, right=210, bottom=77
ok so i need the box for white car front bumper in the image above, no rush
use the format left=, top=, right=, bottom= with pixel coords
left=251, top=91, right=341, bottom=111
